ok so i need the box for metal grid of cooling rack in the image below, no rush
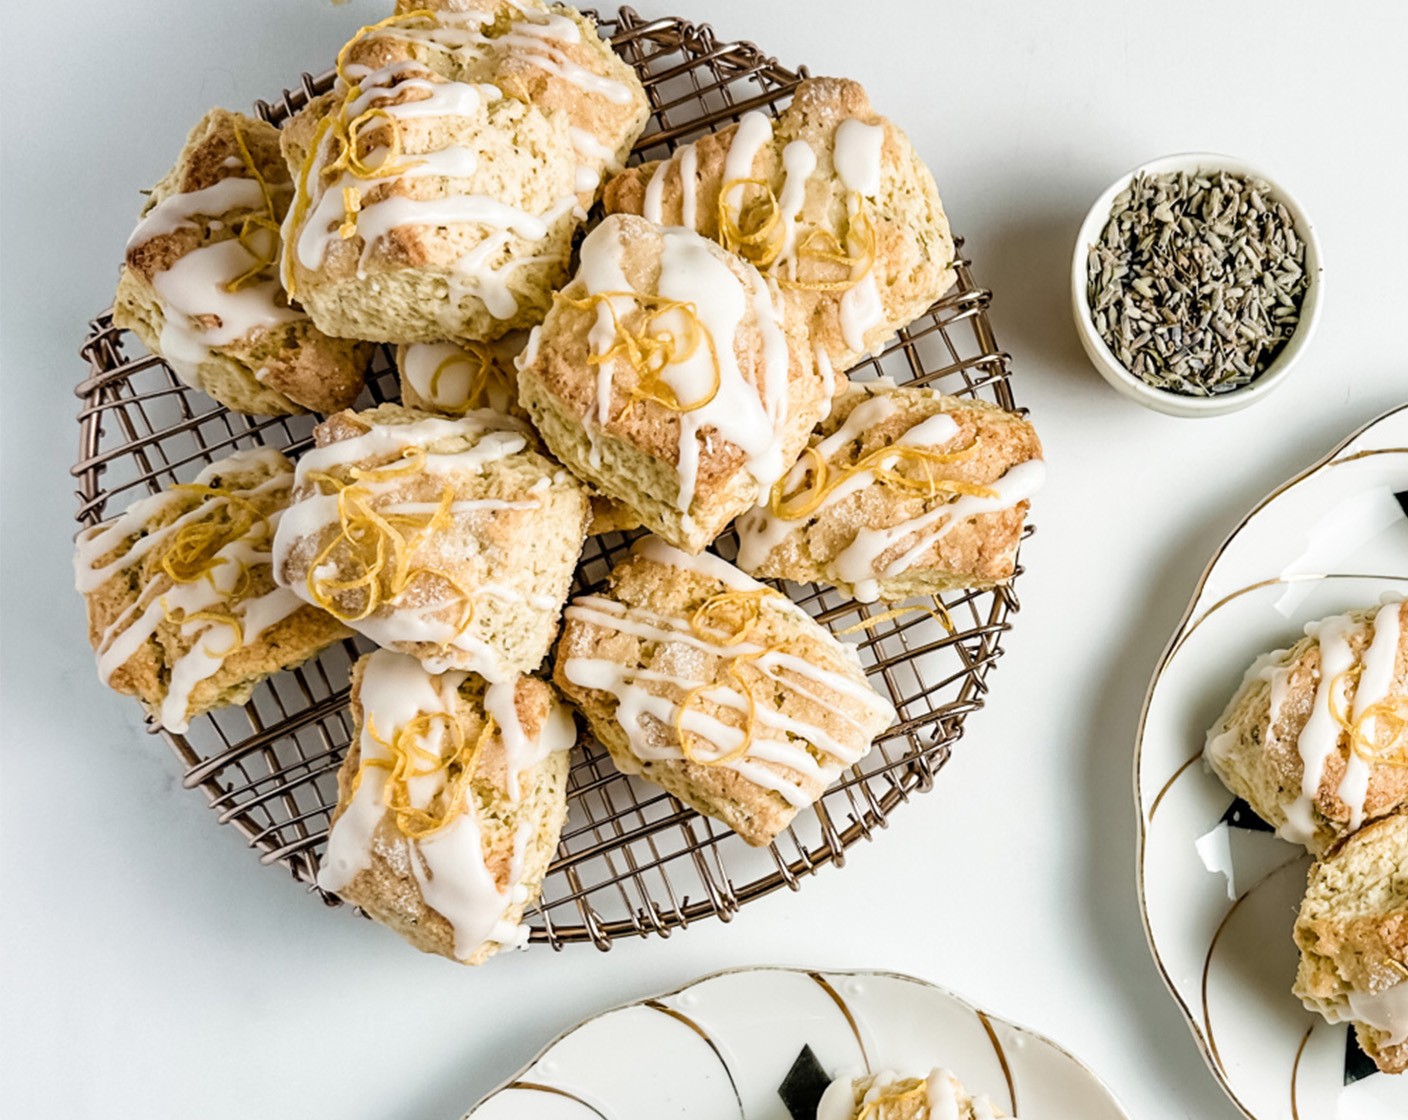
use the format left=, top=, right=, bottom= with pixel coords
left=73, top=7, right=1028, bottom=949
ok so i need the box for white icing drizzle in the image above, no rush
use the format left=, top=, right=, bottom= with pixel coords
left=562, top=541, right=893, bottom=806
left=1346, top=981, right=1408, bottom=1047
left=642, top=159, right=670, bottom=224
left=272, top=414, right=541, bottom=679
left=127, top=177, right=268, bottom=247
left=678, top=145, right=699, bottom=231
left=832, top=119, right=887, bottom=355
left=317, top=650, right=546, bottom=960
left=835, top=459, right=1046, bottom=603
left=1336, top=602, right=1403, bottom=831
left=1280, top=615, right=1360, bottom=844
left=73, top=449, right=303, bottom=732
left=401, top=339, right=519, bottom=414
left=775, top=139, right=819, bottom=276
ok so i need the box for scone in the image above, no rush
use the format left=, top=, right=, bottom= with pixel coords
left=272, top=403, right=590, bottom=678
left=74, top=448, right=351, bottom=732
left=318, top=649, right=575, bottom=964
left=281, top=2, right=646, bottom=343
left=397, top=336, right=640, bottom=535
left=1205, top=601, right=1408, bottom=854
left=115, top=108, right=370, bottom=415
left=397, top=0, right=649, bottom=200
left=1293, top=808, right=1408, bottom=1074
left=816, top=1068, right=1010, bottom=1120
left=604, top=77, right=955, bottom=375
left=554, top=537, right=895, bottom=846
left=516, top=213, right=829, bottom=553
left=735, top=381, right=1044, bottom=602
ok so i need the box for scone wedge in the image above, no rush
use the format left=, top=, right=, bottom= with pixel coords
left=318, top=650, right=576, bottom=964
left=116, top=108, right=369, bottom=415
left=554, top=537, right=895, bottom=846
left=74, top=448, right=351, bottom=732
left=272, top=404, right=590, bottom=678
left=735, top=381, right=1044, bottom=602
left=1294, top=808, right=1408, bottom=1074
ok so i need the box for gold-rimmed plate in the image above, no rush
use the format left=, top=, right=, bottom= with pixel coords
left=463, top=966, right=1128, bottom=1119
left=1135, top=405, right=1408, bottom=1119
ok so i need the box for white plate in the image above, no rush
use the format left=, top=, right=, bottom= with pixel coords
left=463, top=966, right=1128, bottom=1120
left=1135, top=405, right=1408, bottom=1119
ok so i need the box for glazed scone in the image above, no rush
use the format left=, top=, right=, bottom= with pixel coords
left=735, top=382, right=1044, bottom=602
left=281, top=1, right=646, bottom=343
left=604, top=77, right=955, bottom=376
left=73, top=448, right=351, bottom=732
left=318, top=650, right=575, bottom=964
left=397, top=336, right=640, bottom=535
left=272, top=403, right=590, bottom=678
left=115, top=108, right=370, bottom=415
left=817, top=1069, right=1011, bottom=1120
left=554, top=538, right=895, bottom=846
left=398, top=0, right=649, bottom=200
left=1293, top=809, right=1408, bottom=1074
left=1205, top=601, right=1408, bottom=855
left=516, top=214, right=828, bottom=553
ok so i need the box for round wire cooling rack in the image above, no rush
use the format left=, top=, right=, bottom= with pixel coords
left=72, top=6, right=1031, bottom=950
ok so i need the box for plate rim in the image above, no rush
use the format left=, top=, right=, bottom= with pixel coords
left=463, top=963, right=1130, bottom=1118
left=1132, top=402, right=1408, bottom=1118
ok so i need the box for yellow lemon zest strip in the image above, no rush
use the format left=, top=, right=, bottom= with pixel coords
left=777, top=198, right=878, bottom=294
left=335, top=10, right=438, bottom=88
left=675, top=651, right=768, bottom=767
left=160, top=600, right=246, bottom=657
left=717, top=177, right=784, bottom=268
left=558, top=290, right=721, bottom=414
left=428, top=343, right=501, bottom=414
left=159, top=485, right=269, bottom=586
left=689, top=588, right=779, bottom=645
left=358, top=705, right=492, bottom=841
left=769, top=437, right=987, bottom=521
left=1328, top=665, right=1408, bottom=768
left=339, top=187, right=362, bottom=239
left=856, top=1083, right=928, bottom=1120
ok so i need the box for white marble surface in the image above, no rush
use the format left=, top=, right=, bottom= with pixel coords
left=1, top=2, right=1403, bottom=1118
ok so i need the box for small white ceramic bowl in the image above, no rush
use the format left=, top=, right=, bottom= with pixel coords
left=1071, top=152, right=1323, bottom=418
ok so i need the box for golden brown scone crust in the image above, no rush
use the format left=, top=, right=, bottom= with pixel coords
left=735, top=382, right=1042, bottom=600
left=554, top=541, right=894, bottom=846
left=516, top=214, right=827, bottom=553
left=273, top=403, right=590, bottom=678
left=1205, top=603, right=1408, bottom=855
left=604, top=77, right=955, bottom=375
left=1294, top=809, right=1408, bottom=1073
left=76, top=449, right=351, bottom=730
left=115, top=108, right=370, bottom=415
left=326, top=655, right=572, bottom=964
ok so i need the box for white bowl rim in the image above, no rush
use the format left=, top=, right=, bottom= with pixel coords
left=1071, top=150, right=1324, bottom=417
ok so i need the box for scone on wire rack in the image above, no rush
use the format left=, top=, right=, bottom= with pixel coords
left=1293, top=808, right=1408, bottom=1074
left=279, top=1, right=646, bottom=344
left=604, top=76, right=956, bottom=378
left=115, top=108, right=370, bottom=415
left=271, top=403, right=590, bottom=678
left=396, top=336, right=641, bottom=535
left=73, top=448, right=351, bottom=733
left=516, top=213, right=829, bottom=554
left=816, top=1068, right=1011, bottom=1120
left=1205, top=601, right=1408, bottom=855
left=735, top=381, right=1044, bottom=603
left=318, top=649, right=576, bottom=964
left=553, top=537, right=895, bottom=847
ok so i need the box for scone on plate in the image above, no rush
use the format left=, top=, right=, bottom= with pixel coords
left=604, top=77, right=955, bottom=376
left=816, top=1068, right=1010, bottom=1120
left=735, top=381, right=1044, bottom=602
left=1205, top=601, right=1408, bottom=854
left=554, top=537, right=895, bottom=846
left=397, top=336, right=640, bottom=535
left=1293, top=808, right=1408, bottom=1074
left=318, top=649, right=576, bottom=964
left=272, top=403, right=590, bottom=678
left=516, top=213, right=829, bottom=553
left=115, top=108, right=370, bottom=415
left=280, top=1, right=646, bottom=343
left=74, top=448, right=351, bottom=732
